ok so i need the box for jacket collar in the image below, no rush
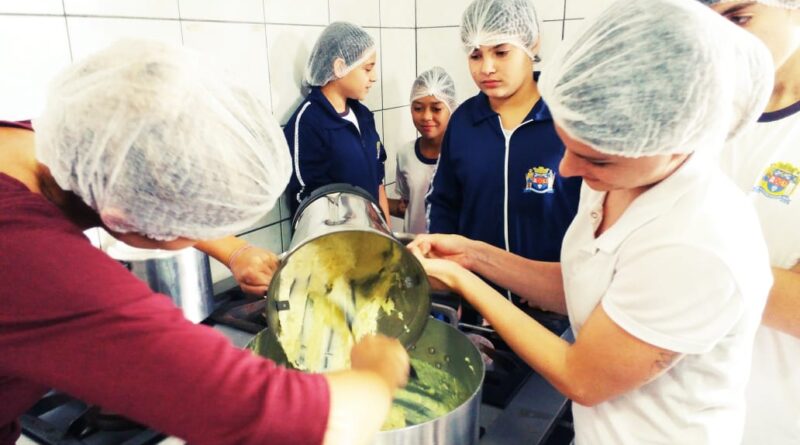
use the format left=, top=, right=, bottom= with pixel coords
left=308, top=87, right=370, bottom=129
left=469, top=72, right=552, bottom=126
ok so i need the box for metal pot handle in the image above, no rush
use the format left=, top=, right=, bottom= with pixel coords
left=430, top=302, right=459, bottom=329
left=393, top=232, right=417, bottom=246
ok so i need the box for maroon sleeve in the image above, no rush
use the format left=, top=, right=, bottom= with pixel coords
left=0, top=120, right=33, bottom=131
left=0, top=185, right=330, bottom=445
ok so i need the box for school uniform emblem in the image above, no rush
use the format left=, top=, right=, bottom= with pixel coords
left=524, top=166, right=555, bottom=194
left=755, top=162, right=799, bottom=204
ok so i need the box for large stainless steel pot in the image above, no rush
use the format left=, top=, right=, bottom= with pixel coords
left=102, top=234, right=215, bottom=323
left=266, top=184, right=431, bottom=363
left=246, top=317, right=485, bottom=445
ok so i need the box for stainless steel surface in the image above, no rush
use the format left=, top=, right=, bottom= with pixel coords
left=122, top=248, right=214, bottom=323
left=430, top=303, right=459, bottom=328
left=372, top=318, right=484, bottom=445
left=267, top=185, right=431, bottom=352
left=210, top=290, right=574, bottom=445
left=245, top=318, right=484, bottom=445
left=480, top=328, right=574, bottom=445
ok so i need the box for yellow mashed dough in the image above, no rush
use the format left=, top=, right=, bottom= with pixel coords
left=382, top=358, right=470, bottom=431
left=275, top=232, right=403, bottom=372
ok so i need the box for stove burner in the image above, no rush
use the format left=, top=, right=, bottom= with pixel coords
left=458, top=325, right=534, bottom=409
left=203, top=289, right=267, bottom=334
left=21, top=391, right=163, bottom=445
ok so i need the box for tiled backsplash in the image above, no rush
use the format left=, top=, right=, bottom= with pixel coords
left=0, top=0, right=613, bottom=286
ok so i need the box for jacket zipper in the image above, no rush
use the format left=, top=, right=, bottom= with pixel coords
left=501, top=116, right=534, bottom=301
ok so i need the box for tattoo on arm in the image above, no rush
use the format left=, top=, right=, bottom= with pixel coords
left=652, top=351, right=679, bottom=373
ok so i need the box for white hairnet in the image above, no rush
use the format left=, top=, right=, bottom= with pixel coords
left=410, top=67, right=458, bottom=113
left=35, top=39, right=292, bottom=241
left=698, top=0, right=799, bottom=9
left=538, top=0, right=774, bottom=158
left=461, top=0, right=540, bottom=60
left=305, top=22, right=376, bottom=87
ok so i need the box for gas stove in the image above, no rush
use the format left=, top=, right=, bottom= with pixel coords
left=19, top=286, right=574, bottom=445
left=203, top=288, right=577, bottom=445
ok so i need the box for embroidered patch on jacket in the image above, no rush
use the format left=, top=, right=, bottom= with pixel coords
left=754, top=161, right=799, bottom=204
left=524, top=166, right=555, bottom=194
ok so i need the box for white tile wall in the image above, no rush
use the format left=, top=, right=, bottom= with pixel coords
left=330, top=0, right=379, bottom=27
left=362, top=27, right=384, bottom=112
left=67, top=17, right=182, bottom=61
left=566, top=0, right=615, bottom=21
left=532, top=0, right=565, bottom=21
left=281, top=220, right=292, bottom=251
left=382, top=106, right=417, bottom=185
left=0, top=15, right=71, bottom=119
left=0, top=0, right=612, bottom=288
left=64, top=0, right=179, bottom=19
left=264, top=0, right=328, bottom=25
left=0, top=0, right=62, bottom=14
left=380, top=28, right=416, bottom=108
left=266, top=24, right=325, bottom=124
left=416, top=0, right=472, bottom=28
left=181, top=21, right=272, bottom=107
left=178, top=0, right=263, bottom=23
left=538, top=20, right=566, bottom=67
left=380, top=0, right=414, bottom=28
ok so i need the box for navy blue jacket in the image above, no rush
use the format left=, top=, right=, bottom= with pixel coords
left=284, top=87, right=386, bottom=216
left=427, top=91, right=581, bottom=269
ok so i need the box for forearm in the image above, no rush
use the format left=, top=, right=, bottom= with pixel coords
left=323, top=370, right=392, bottom=445
left=453, top=271, right=673, bottom=407
left=762, top=265, right=800, bottom=338
left=468, top=240, right=566, bottom=314
left=195, top=235, right=247, bottom=266
left=453, top=272, right=581, bottom=400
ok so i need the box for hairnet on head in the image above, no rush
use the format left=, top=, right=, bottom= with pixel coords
left=410, top=67, right=459, bottom=113
left=538, top=0, right=774, bottom=158
left=461, top=0, right=540, bottom=60
left=697, top=0, right=800, bottom=9
left=35, top=39, right=292, bottom=241
left=304, top=22, right=376, bottom=87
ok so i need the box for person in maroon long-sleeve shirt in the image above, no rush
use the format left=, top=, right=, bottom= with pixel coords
left=0, top=39, right=409, bottom=445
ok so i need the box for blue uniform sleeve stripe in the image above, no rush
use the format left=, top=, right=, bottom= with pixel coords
left=293, top=101, right=313, bottom=204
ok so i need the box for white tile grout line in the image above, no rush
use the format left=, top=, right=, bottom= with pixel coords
left=414, top=0, right=418, bottom=77
left=0, top=12, right=420, bottom=28
left=260, top=0, right=283, bottom=248
left=378, top=0, right=386, bottom=138
left=60, top=0, right=74, bottom=62
left=261, top=0, right=275, bottom=119
left=176, top=0, right=184, bottom=45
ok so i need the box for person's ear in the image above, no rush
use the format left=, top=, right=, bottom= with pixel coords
left=99, top=207, right=135, bottom=233
left=532, top=39, right=542, bottom=64
left=333, top=57, right=348, bottom=78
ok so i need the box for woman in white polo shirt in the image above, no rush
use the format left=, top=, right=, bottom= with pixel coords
left=410, top=0, right=775, bottom=443
left=698, top=1, right=800, bottom=443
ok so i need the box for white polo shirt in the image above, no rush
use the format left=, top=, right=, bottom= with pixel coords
left=395, top=139, right=438, bottom=234
left=561, top=154, right=773, bottom=445
left=720, top=103, right=800, bottom=445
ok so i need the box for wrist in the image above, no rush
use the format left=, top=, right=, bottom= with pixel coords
left=227, top=243, right=253, bottom=269
left=462, top=238, right=485, bottom=271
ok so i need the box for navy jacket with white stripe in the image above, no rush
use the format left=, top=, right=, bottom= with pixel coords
left=427, top=91, right=581, bottom=268
left=283, top=87, right=386, bottom=217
